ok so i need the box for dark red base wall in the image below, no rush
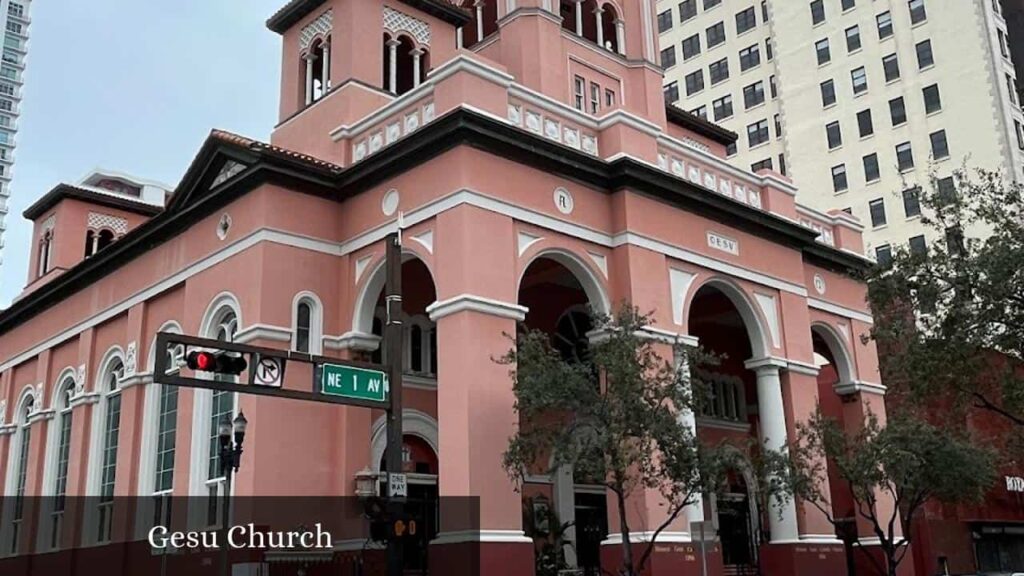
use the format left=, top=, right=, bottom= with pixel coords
left=911, top=516, right=976, bottom=576
left=598, top=540, right=848, bottom=576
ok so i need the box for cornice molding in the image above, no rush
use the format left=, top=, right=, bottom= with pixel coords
left=426, top=294, right=528, bottom=322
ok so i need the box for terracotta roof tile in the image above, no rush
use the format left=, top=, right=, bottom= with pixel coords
left=210, top=129, right=344, bottom=173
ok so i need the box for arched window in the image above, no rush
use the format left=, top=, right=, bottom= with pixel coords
left=296, top=301, right=312, bottom=353
left=38, top=229, right=53, bottom=277
left=600, top=4, right=621, bottom=53
left=48, top=376, right=75, bottom=550
left=303, top=37, right=331, bottom=105
left=383, top=35, right=428, bottom=96
left=7, top=395, right=33, bottom=555
left=463, top=0, right=499, bottom=47
left=293, top=295, right=322, bottom=355
left=96, top=229, right=115, bottom=252
left=404, top=316, right=438, bottom=376
left=96, top=359, right=124, bottom=543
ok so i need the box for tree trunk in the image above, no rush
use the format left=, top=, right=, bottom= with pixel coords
left=616, top=490, right=635, bottom=576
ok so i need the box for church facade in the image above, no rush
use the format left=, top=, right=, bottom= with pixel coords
left=0, top=1, right=894, bottom=575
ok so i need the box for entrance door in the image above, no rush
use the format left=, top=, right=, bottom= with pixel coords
left=718, top=493, right=757, bottom=576
left=574, top=491, right=608, bottom=576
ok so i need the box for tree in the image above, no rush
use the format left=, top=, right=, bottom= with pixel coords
left=766, top=409, right=996, bottom=576
left=500, top=305, right=735, bottom=576
left=867, top=168, right=1024, bottom=428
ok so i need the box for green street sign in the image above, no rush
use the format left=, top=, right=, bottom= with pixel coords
left=321, top=364, right=388, bottom=403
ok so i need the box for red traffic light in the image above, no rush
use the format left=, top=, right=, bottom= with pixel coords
left=186, top=350, right=247, bottom=375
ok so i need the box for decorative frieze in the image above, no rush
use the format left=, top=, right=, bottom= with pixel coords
left=383, top=6, right=431, bottom=46
left=300, top=10, right=333, bottom=50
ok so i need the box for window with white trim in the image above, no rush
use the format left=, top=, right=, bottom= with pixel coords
left=96, top=360, right=124, bottom=543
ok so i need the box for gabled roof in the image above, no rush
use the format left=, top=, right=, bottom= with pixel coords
left=0, top=109, right=866, bottom=335
left=664, top=103, right=738, bottom=147
left=266, top=0, right=471, bottom=33
left=22, top=184, right=164, bottom=220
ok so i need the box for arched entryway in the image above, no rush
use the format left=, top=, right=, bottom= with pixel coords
left=517, top=252, right=609, bottom=576
left=812, top=324, right=858, bottom=573
left=687, top=281, right=769, bottom=575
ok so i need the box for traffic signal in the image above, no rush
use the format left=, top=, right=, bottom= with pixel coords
left=186, top=350, right=247, bottom=375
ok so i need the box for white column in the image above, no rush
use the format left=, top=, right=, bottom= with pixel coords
left=749, top=361, right=799, bottom=543
left=678, top=351, right=704, bottom=528
left=320, top=41, right=330, bottom=92
left=594, top=6, right=605, bottom=48
left=91, top=232, right=99, bottom=256
left=457, top=26, right=464, bottom=49
left=475, top=1, right=485, bottom=42
left=553, top=464, right=578, bottom=567
left=304, top=55, right=315, bottom=105
left=411, top=48, right=424, bottom=88
left=386, top=39, right=400, bottom=94
left=615, top=18, right=625, bottom=54
left=574, top=0, right=584, bottom=35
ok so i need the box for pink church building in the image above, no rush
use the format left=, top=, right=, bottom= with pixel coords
left=0, top=1, right=895, bottom=575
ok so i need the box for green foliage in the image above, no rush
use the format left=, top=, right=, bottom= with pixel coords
left=767, top=409, right=996, bottom=576
left=867, top=168, right=1024, bottom=425
left=500, top=304, right=735, bottom=576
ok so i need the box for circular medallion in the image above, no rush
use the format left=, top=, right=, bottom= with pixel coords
left=813, top=274, right=826, bottom=295
left=382, top=189, right=400, bottom=216
left=553, top=187, right=574, bottom=215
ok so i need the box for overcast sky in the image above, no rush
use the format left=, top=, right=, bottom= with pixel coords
left=0, top=0, right=286, bottom=306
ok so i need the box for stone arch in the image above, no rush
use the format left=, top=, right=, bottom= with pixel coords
left=369, top=409, right=439, bottom=474
left=352, top=249, right=435, bottom=336
left=811, top=322, right=856, bottom=386
left=199, top=292, right=243, bottom=339
left=685, top=276, right=770, bottom=359
left=93, top=346, right=125, bottom=394
left=519, top=248, right=611, bottom=315
left=713, top=444, right=762, bottom=542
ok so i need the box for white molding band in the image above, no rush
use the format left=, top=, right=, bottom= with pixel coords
left=602, top=531, right=692, bottom=545
left=786, top=360, right=821, bottom=376
left=834, top=380, right=887, bottom=396
left=0, top=189, right=873, bottom=374
left=324, top=331, right=382, bottom=351
left=426, top=294, right=528, bottom=322
left=429, top=530, right=533, bottom=545
left=234, top=323, right=293, bottom=344
left=808, top=297, right=874, bottom=325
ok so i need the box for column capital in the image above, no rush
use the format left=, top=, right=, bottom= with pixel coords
left=410, top=47, right=426, bottom=57
left=744, top=356, right=787, bottom=373
left=426, top=294, right=527, bottom=322
left=834, top=380, right=887, bottom=396
left=385, top=38, right=402, bottom=48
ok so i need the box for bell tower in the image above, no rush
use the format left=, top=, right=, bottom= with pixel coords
left=268, top=0, right=469, bottom=160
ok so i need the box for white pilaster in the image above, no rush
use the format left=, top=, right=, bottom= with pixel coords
left=750, top=362, right=799, bottom=542
left=475, top=1, right=485, bottom=42
left=594, top=6, right=604, bottom=48
left=320, top=40, right=331, bottom=93
left=387, top=39, right=400, bottom=94
left=575, top=0, right=584, bottom=35
left=615, top=18, right=625, bottom=54
left=457, top=27, right=464, bottom=49
left=304, top=55, right=315, bottom=105
left=411, top=48, right=424, bottom=88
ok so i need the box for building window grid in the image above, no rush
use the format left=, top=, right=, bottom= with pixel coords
left=661, top=46, right=677, bottom=69
left=916, top=39, right=934, bottom=69
left=743, top=80, right=765, bottom=109
left=658, top=10, right=673, bottom=34
left=877, top=12, right=893, bottom=40
left=709, top=58, right=729, bottom=84
left=846, top=25, right=861, bottom=52
left=748, top=119, right=770, bottom=147
left=821, top=79, right=836, bottom=107
left=665, top=81, right=679, bottom=103
left=707, top=22, right=726, bottom=49
left=713, top=94, right=734, bottom=121
left=909, top=0, right=927, bottom=25
left=815, top=38, right=831, bottom=65
left=864, top=153, right=881, bottom=182
left=682, top=34, right=701, bottom=60
left=903, top=187, right=922, bottom=217
left=686, top=70, right=704, bottom=95
left=870, top=198, right=887, bottom=227
left=735, top=7, right=756, bottom=34
left=857, top=109, right=874, bottom=137
left=739, top=44, right=760, bottom=71
left=897, top=141, right=915, bottom=171
left=832, top=164, right=848, bottom=192
left=852, top=67, right=868, bottom=94
left=882, top=53, right=900, bottom=82
left=680, top=0, right=697, bottom=22
left=909, top=235, right=928, bottom=256
left=890, top=96, right=907, bottom=125
left=923, top=84, right=942, bottom=113
left=811, top=0, right=825, bottom=25
left=930, top=129, right=949, bottom=160
left=826, top=121, right=842, bottom=149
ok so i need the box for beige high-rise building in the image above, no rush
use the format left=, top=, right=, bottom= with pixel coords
left=657, top=0, right=1024, bottom=262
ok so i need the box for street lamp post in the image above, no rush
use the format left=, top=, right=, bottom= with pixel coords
left=218, top=411, right=248, bottom=576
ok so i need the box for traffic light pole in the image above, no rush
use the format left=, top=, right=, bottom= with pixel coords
left=384, top=232, right=405, bottom=576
